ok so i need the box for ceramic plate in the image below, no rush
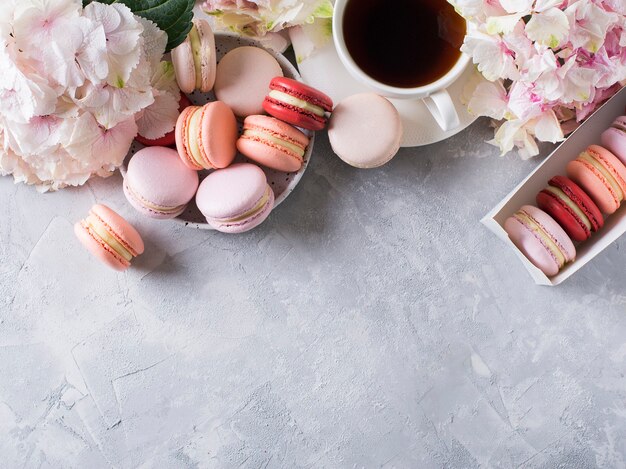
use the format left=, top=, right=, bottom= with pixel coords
left=121, top=34, right=315, bottom=230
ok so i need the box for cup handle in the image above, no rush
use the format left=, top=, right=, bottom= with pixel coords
left=423, top=90, right=460, bottom=132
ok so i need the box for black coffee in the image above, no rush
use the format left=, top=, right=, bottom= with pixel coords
left=343, top=0, right=466, bottom=88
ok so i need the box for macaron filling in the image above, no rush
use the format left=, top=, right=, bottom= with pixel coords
left=268, top=90, right=325, bottom=117
left=242, top=128, right=306, bottom=157
left=579, top=151, right=624, bottom=200
left=545, top=186, right=592, bottom=231
left=186, top=108, right=207, bottom=168
left=514, top=210, right=566, bottom=267
left=212, top=186, right=272, bottom=224
left=189, top=24, right=203, bottom=88
left=82, top=214, right=133, bottom=262
left=125, top=181, right=187, bottom=215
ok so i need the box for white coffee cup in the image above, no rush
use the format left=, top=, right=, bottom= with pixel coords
left=332, top=0, right=470, bottom=132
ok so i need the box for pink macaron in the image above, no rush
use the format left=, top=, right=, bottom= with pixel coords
left=74, top=204, right=144, bottom=271
left=195, top=163, right=275, bottom=233
left=171, top=19, right=217, bottom=94
left=237, top=115, right=310, bottom=173
left=214, top=46, right=283, bottom=117
left=328, top=93, right=403, bottom=168
left=175, top=101, right=238, bottom=170
left=600, top=116, right=626, bottom=164
left=566, top=144, right=626, bottom=214
left=504, top=205, right=576, bottom=277
left=124, top=147, right=199, bottom=219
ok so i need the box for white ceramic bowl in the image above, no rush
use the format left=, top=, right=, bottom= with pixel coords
left=121, top=34, right=315, bottom=230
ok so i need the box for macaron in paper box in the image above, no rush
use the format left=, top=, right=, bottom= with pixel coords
left=482, top=87, right=626, bottom=286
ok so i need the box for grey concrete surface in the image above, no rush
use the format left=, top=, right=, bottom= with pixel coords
left=0, top=119, right=625, bottom=468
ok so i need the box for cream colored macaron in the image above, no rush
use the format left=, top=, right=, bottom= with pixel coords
left=328, top=93, right=403, bottom=169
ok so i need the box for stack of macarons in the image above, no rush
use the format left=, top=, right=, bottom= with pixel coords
left=232, top=76, right=333, bottom=173
left=121, top=19, right=335, bottom=234
left=504, top=116, right=626, bottom=277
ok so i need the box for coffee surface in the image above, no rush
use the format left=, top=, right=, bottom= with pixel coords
left=343, top=0, right=465, bottom=88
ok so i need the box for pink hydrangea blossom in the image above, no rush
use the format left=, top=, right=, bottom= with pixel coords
left=452, top=0, right=626, bottom=158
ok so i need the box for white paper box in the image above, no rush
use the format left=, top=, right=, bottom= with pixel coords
left=482, top=87, right=626, bottom=286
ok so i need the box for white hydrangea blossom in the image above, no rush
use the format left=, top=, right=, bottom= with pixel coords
left=202, top=0, right=333, bottom=57
left=0, top=0, right=179, bottom=191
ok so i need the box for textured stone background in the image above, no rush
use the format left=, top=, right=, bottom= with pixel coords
left=1, top=119, right=625, bottom=468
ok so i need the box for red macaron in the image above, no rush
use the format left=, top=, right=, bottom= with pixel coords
left=263, top=77, right=333, bottom=131
left=135, top=93, right=193, bottom=147
left=536, top=175, right=604, bottom=242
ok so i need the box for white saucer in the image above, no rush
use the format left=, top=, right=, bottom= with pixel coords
left=291, top=33, right=483, bottom=147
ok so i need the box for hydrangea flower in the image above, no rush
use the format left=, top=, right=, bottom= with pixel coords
left=0, top=0, right=179, bottom=191
left=202, top=0, right=333, bottom=57
left=451, top=0, right=626, bottom=158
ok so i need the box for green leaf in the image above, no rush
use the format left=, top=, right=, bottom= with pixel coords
left=82, top=0, right=194, bottom=52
